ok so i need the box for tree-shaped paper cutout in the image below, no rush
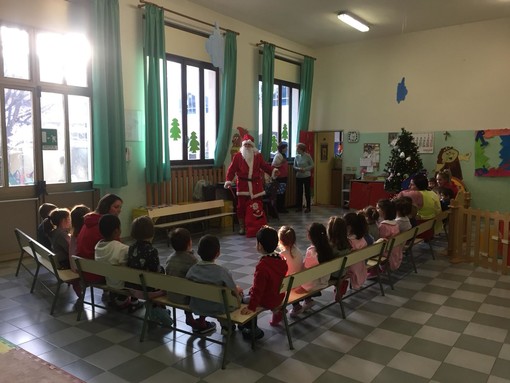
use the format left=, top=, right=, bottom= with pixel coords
left=189, top=131, right=200, bottom=153
left=170, top=118, right=181, bottom=141
left=281, top=124, right=289, bottom=140
left=271, top=135, right=278, bottom=152
left=384, top=127, right=424, bottom=192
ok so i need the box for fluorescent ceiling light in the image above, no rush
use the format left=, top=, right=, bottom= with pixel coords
left=337, top=13, right=369, bottom=32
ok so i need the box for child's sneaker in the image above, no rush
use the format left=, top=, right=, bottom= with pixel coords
left=301, top=300, right=315, bottom=311
left=193, top=321, right=216, bottom=334
left=269, top=310, right=283, bottom=326
left=289, top=305, right=304, bottom=318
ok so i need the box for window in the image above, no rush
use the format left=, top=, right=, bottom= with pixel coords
left=258, top=79, right=300, bottom=158
left=167, top=54, right=218, bottom=163
left=0, top=24, right=92, bottom=191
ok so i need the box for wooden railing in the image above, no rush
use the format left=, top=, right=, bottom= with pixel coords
left=145, top=164, right=298, bottom=208
left=447, top=191, right=510, bottom=274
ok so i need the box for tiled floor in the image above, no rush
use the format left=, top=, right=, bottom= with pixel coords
left=1, top=206, right=510, bottom=382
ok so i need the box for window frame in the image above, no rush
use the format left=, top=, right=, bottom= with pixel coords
left=166, top=53, right=220, bottom=166
left=0, top=22, right=93, bottom=199
left=259, top=76, right=300, bottom=159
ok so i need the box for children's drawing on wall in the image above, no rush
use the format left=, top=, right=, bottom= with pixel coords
left=475, top=129, right=510, bottom=177
left=436, top=146, right=471, bottom=180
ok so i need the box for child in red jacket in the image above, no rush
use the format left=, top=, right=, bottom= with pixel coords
left=240, top=226, right=288, bottom=340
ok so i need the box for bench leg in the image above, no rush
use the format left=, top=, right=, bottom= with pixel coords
left=407, top=249, right=418, bottom=273
left=282, top=310, right=294, bottom=350
left=50, top=282, right=63, bottom=315
left=140, top=301, right=151, bottom=342
left=30, top=264, right=41, bottom=293
left=15, top=252, right=25, bottom=277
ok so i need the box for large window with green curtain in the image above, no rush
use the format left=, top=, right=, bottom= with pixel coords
left=0, top=23, right=92, bottom=198
left=258, top=78, right=299, bottom=158
left=166, top=54, right=219, bottom=164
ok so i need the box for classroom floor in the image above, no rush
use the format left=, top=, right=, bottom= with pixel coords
left=1, top=206, right=510, bottom=383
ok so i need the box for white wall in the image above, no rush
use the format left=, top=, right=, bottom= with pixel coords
left=313, top=18, right=510, bottom=134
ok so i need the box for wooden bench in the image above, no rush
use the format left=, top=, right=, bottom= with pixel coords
left=279, top=240, right=388, bottom=350
left=73, top=256, right=263, bottom=369
left=140, top=270, right=264, bottom=369
left=72, top=256, right=143, bottom=323
left=133, top=200, right=236, bottom=243
left=28, top=239, right=80, bottom=315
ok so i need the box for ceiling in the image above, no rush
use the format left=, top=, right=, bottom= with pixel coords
left=186, top=0, right=510, bottom=48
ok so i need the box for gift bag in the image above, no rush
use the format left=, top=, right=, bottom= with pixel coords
left=245, top=198, right=267, bottom=237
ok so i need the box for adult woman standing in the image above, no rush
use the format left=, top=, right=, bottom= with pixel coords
left=272, top=142, right=289, bottom=213
left=294, top=143, right=314, bottom=213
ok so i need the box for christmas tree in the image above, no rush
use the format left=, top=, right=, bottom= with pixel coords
left=384, top=127, right=424, bottom=192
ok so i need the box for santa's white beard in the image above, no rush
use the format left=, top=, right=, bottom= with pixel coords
left=241, top=146, right=255, bottom=168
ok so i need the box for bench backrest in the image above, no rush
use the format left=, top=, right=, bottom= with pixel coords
left=280, top=257, right=346, bottom=293
left=73, top=256, right=142, bottom=286
left=389, top=226, right=419, bottom=249
left=345, top=240, right=387, bottom=267
left=415, top=218, right=436, bottom=236
left=14, top=228, right=35, bottom=259
left=144, top=200, right=225, bottom=219
left=28, top=238, right=57, bottom=274
left=139, top=270, right=238, bottom=307
left=280, top=240, right=389, bottom=294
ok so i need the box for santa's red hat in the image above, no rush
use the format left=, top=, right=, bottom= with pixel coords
left=242, top=134, right=255, bottom=147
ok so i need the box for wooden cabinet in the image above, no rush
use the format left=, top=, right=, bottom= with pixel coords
left=330, top=169, right=342, bottom=206
left=349, top=181, right=393, bottom=210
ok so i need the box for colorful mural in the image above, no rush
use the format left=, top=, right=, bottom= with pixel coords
left=475, top=129, right=510, bottom=177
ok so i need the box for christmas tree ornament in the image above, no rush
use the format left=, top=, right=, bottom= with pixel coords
left=399, top=152, right=405, bottom=158
left=406, top=156, right=411, bottom=161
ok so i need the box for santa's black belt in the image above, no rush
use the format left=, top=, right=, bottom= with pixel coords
left=238, top=177, right=254, bottom=181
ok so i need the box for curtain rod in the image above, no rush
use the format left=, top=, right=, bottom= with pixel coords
left=257, top=40, right=316, bottom=61
left=138, top=0, right=239, bottom=35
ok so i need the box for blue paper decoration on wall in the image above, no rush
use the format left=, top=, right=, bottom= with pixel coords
left=396, top=77, right=408, bottom=103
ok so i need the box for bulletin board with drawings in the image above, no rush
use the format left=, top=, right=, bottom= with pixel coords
left=413, top=133, right=434, bottom=153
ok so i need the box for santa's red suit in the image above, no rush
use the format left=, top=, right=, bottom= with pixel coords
left=225, top=134, right=275, bottom=236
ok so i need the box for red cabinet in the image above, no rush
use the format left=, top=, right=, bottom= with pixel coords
left=349, top=181, right=393, bottom=210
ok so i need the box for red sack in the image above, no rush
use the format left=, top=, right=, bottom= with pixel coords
left=245, top=198, right=267, bottom=237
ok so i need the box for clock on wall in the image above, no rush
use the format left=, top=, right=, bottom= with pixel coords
left=347, top=130, right=360, bottom=143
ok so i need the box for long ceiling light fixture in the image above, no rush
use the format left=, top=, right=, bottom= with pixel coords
left=337, top=12, right=369, bottom=32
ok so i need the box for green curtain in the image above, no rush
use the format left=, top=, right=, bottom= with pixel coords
left=261, top=44, right=275, bottom=161
left=91, top=0, right=127, bottom=188
left=297, top=56, right=315, bottom=134
left=214, top=31, right=237, bottom=167
left=143, top=4, right=170, bottom=183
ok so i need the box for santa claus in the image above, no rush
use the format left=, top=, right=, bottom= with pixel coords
left=224, top=134, right=277, bottom=235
